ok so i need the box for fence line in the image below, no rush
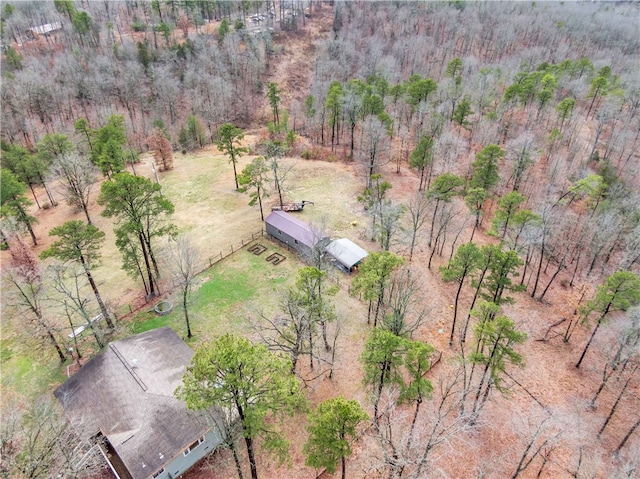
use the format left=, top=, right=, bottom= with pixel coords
left=120, top=230, right=265, bottom=317
left=196, top=229, right=265, bottom=276
left=119, top=229, right=355, bottom=318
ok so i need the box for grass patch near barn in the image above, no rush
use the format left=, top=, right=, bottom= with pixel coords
left=129, top=240, right=299, bottom=342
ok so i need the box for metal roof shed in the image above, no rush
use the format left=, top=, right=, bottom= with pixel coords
left=325, top=238, right=369, bottom=272
left=265, top=210, right=328, bottom=256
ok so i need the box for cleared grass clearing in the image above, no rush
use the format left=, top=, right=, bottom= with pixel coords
left=130, top=240, right=299, bottom=342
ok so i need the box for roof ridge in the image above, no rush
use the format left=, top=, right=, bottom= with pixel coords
left=109, top=343, right=148, bottom=392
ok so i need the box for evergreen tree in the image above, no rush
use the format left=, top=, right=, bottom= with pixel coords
left=303, top=397, right=368, bottom=479
left=98, top=173, right=176, bottom=297
left=41, top=221, right=114, bottom=329
left=216, top=123, right=248, bottom=189
left=237, top=157, right=270, bottom=221
left=0, top=169, right=37, bottom=245
left=575, top=272, right=640, bottom=368
left=176, top=334, right=306, bottom=479
left=441, top=242, right=482, bottom=345
left=409, top=135, right=435, bottom=191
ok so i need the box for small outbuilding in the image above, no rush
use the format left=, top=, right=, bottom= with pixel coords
left=325, top=238, right=369, bottom=273
left=54, top=327, right=224, bottom=479
left=25, top=22, right=62, bottom=40
left=265, top=210, right=329, bottom=257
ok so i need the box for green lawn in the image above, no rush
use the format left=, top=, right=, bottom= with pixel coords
left=129, top=240, right=298, bottom=343
left=1, top=335, right=68, bottom=398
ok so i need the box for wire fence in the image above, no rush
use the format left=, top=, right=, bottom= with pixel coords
left=195, top=229, right=265, bottom=276
left=118, top=229, right=353, bottom=318
left=118, top=230, right=266, bottom=317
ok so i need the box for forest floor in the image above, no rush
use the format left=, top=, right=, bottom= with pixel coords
left=1, top=3, right=638, bottom=479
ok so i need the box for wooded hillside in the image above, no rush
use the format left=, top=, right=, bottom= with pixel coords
left=1, top=1, right=639, bottom=478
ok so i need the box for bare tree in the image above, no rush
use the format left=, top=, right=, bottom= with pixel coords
left=167, top=235, right=201, bottom=339
left=4, top=239, right=67, bottom=363
left=405, top=192, right=430, bottom=262
left=376, top=200, right=405, bottom=252
left=359, top=116, right=391, bottom=188
left=509, top=412, right=562, bottom=479
left=46, top=262, right=105, bottom=350
left=597, top=362, right=639, bottom=439
left=382, top=268, right=429, bottom=338
left=366, top=366, right=471, bottom=479
left=589, top=308, right=639, bottom=409
left=427, top=201, right=459, bottom=270
left=268, top=154, right=295, bottom=211
left=0, top=398, right=104, bottom=479
left=49, top=153, right=98, bottom=225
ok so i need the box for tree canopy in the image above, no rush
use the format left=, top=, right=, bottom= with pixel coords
left=176, top=334, right=306, bottom=479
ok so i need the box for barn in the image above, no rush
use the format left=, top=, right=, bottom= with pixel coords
left=54, top=327, right=225, bottom=479
left=325, top=238, right=369, bottom=273
left=265, top=210, right=329, bottom=257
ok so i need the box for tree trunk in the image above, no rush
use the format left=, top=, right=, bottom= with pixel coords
left=530, top=239, right=545, bottom=298
left=28, top=184, right=42, bottom=209
left=575, top=317, right=603, bottom=368
left=538, top=256, right=565, bottom=301
left=139, top=232, right=156, bottom=297
left=461, top=267, right=488, bottom=342
left=428, top=200, right=440, bottom=247
left=374, top=362, right=388, bottom=426
left=183, top=287, right=192, bottom=338
left=257, top=186, right=264, bottom=221
left=244, top=435, right=258, bottom=479
left=82, top=201, right=93, bottom=225
left=449, top=279, right=465, bottom=346
left=614, top=416, right=640, bottom=456
left=232, top=156, right=239, bottom=190
left=47, top=328, right=67, bottom=363
left=81, top=255, right=114, bottom=329
left=598, top=368, right=635, bottom=437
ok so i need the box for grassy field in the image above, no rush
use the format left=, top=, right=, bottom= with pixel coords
left=130, top=240, right=300, bottom=341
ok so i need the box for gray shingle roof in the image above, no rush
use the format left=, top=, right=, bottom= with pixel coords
left=54, top=327, right=215, bottom=479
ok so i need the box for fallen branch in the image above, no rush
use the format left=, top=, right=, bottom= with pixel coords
left=537, top=317, right=568, bottom=342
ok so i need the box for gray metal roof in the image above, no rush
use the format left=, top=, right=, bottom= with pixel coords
left=265, top=210, right=325, bottom=248
left=54, top=327, right=216, bottom=479
left=325, top=238, right=369, bottom=268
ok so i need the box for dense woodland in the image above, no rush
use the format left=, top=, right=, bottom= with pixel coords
left=1, top=1, right=640, bottom=478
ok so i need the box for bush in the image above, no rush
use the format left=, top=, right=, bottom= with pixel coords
left=132, top=21, right=148, bottom=32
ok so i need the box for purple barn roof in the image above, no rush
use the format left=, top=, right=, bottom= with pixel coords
left=265, top=210, right=324, bottom=248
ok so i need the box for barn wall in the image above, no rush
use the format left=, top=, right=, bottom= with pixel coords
left=265, top=223, right=311, bottom=256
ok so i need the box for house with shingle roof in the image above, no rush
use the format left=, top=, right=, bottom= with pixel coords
left=54, top=327, right=223, bottom=479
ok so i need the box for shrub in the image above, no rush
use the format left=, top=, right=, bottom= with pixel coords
left=132, top=21, right=147, bottom=32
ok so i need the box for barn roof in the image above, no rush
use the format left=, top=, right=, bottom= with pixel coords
left=265, top=210, right=325, bottom=248
left=325, top=238, right=369, bottom=269
left=54, top=327, right=216, bottom=479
